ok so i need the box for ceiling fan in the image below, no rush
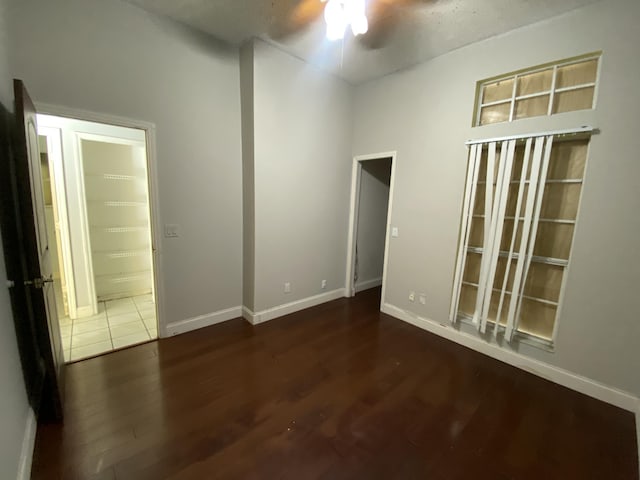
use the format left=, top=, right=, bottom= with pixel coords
left=269, top=0, right=432, bottom=49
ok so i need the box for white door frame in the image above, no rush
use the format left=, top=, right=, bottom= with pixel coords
left=38, top=126, right=79, bottom=319
left=345, top=151, right=397, bottom=309
left=35, top=102, right=166, bottom=338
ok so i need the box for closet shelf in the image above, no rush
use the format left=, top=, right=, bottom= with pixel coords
left=89, top=225, right=149, bottom=233
left=477, top=179, right=583, bottom=185
left=93, top=249, right=151, bottom=258
left=84, top=150, right=153, bottom=300
left=466, top=246, right=568, bottom=266
left=461, top=280, right=559, bottom=306
left=472, top=214, right=575, bottom=224
left=87, top=201, right=147, bottom=207
left=84, top=173, right=140, bottom=181
left=456, top=313, right=555, bottom=347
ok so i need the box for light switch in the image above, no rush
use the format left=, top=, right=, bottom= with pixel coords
left=164, top=224, right=180, bottom=238
left=391, top=227, right=399, bottom=238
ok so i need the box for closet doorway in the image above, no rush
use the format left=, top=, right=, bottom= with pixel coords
left=38, top=113, right=160, bottom=362
left=345, top=152, right=396, bottom=308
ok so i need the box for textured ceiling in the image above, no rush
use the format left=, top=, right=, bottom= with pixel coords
left=125, top=0, right=598, bottom=84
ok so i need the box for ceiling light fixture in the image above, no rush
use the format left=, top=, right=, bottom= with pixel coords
left=323, top=0, right=368, bottom=41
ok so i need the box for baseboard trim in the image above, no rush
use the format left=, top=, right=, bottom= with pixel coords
left=17, top=408, right=36, bottom=480
left=166, top=306, right=242, bottom=336
left=242, top=306, right=257, bottom=325
left=636, top=400, right=640, bottom=472
left=355, top=277, right=382, bottom=292
left=244, top=288, right=345, bottom=325
left=74, top=305, right=95, bottom=319
left=381, top=302, right=639, bottom=413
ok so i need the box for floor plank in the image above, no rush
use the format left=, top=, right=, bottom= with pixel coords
left=31, top=288, right=638, bottom=479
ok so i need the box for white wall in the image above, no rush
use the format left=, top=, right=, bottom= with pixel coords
left=240, top=42, right=255, bottom=311
left=0, top=238, right=30, bottom=480
left=355, top=158, right=391, bottom=289
left=0, top=0, right=31, bottom=476
left=250, top=40, right=353, bottom=312
left=0, top=241, right=29, bottom=480
left=5, top=0, right=637, bottom=414
left=0, top=0, right=10, bottom=105
left=352, top=0, right=640, bottom=396
left=8, top=0, right=243, bottom=326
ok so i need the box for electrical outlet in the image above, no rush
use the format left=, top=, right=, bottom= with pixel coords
left=284, top=282, right=291, bottom=293
left=321, top=279, right=327, bottom=289
left=164, top=224, right=180, bottom=238
left=409, top=291, right=415, bottom=302
left=419, top=293, right=426, bottom=305
left=391, top=227, right=399, bottom=238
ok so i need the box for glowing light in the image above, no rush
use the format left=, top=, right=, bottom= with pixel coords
left=351, top=14, right=368, bottom=35
left=326, top=22, right=346, bottom=41
left=324, top=0, right=346, bottom=40
left=324, top=0, right=368, bottom=41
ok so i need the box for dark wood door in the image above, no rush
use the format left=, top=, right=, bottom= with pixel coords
left=6, top=79, right=65, bottom=420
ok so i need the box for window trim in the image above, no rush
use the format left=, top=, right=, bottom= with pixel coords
left=473, top=52, right=602, bottom=127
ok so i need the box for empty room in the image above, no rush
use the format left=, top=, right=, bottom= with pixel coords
left=0, top=0, right=638, bottom=478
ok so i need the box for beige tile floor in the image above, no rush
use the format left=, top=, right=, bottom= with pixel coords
left=60, top=294, right=157, bottom=362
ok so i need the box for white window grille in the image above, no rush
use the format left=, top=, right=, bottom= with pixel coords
left=475, top=54, right=601, bottom=126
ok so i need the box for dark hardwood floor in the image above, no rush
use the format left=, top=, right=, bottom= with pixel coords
left=31, top=288, right=638, bottom=479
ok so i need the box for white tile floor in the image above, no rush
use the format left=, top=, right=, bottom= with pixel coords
left=61, top=294, right=157, bottom=362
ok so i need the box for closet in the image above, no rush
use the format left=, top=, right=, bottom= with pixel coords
left=82, top=139, right=153, bottom=301
left=450, top=131, right=590, bottom=342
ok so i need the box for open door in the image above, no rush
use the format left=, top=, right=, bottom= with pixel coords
left=345, top=152, right=396, bottom=308
left=8, top=80, right=65, bottom=420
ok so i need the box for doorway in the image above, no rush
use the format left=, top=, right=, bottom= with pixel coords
left=37, top=114, right=159, bottom=362
left=345, top=152, right=396, bottom=308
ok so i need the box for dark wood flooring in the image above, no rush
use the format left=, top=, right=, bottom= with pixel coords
left=31, top=288, right=638, bottom=479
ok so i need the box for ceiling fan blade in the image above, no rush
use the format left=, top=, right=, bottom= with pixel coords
left=357, top=0, right=402, bottom=49
left=357, top=0, right=435, bottom=49
left=268, top=0, right=326, bottom=40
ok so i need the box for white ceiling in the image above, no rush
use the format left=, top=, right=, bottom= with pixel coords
left=125, top=0, right=598, bottom=84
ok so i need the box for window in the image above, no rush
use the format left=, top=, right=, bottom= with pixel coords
left=475, top=54, right=600, bottom=126
left=450, top=131, right=590, bottom=343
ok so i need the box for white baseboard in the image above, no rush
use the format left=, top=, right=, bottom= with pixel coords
left=382, top=302, right=639, bottom=413
left=73, top=305, right=95, bottom=319
left=636, top=400, right=640, bottom=473
left=355, top=277, right=382, bottom=292
left=242, top=305, right=257, bottom=324
left=17, top=408, right=36, bottom=480
left=165, top=305, right=242, bottom=336
left=244, top=288, right=345, bottom=325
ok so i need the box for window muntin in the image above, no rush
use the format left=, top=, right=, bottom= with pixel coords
left=475, top=55, right=600, bottom=126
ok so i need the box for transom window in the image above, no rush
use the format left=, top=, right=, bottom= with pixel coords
left=475, top=54, right=601, bottom=126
